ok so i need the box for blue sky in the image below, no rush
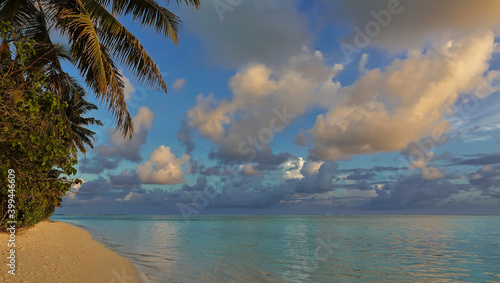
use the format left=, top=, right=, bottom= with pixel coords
left=57, top=0, right=500, bottom=215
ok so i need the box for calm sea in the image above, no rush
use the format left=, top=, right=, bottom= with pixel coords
left=50, top=215, right=500, bottom=282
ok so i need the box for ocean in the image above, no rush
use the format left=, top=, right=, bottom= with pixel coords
left=50, top=215, right=500, bottom=282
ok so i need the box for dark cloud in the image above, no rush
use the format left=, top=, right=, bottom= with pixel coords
left=181, top=0, right=311, bottom=67
left=365, top=175, right=467, bottom=210
left=177, top=119, right=196, bottom=154
left=77, top=107, right=154, bottom=174
left=253, top=151, right=294, bottom=171
left=286, top=162, right=338, bottom=193
left=65, top=156, right=500, bottom=213
left=65, top=177, right=145, bottom=206
left=294, top=133, right=309, bottom=146
left=367, top=166, right=404, bottom=172
left=200, top=165, right=224, bottom=176
left=337, top=166, right=403, bottom=174
left=333, top=180, right=373, bottom=191
left=109, top=170, right=141, bottom=188
left=64, top=169, right=290, bottom=211
left=443, top=174, right=466, bottom=180
left=319, top=0, right=500, bottom=50
left=343, top=169, right=376, bottom=181
left=401, top=137, right=438, bottom=163
left=70, top=159, right=358, bottom=212
left=432, top=152, right=453, bottom=162
left=79, top=155, right=121, bottom=174
left=469, top=164, right=500, bottom=198
left=181, top=176, right=212, bottom=192
left=212, top=175, right=291, bottom=209
left=189, top=160, right=235, bottom=177
left=98, top=122, right=150, bottom=163
left=453, top=153, right=500, bottom=166
left=209, top=147, right=293, bottom=172
left=467, top=125, right=481, bottom=134
left=66, top=175, right=188, bottom=209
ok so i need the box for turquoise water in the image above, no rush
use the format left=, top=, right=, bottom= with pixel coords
left=51, top=215, right=500, bottom=282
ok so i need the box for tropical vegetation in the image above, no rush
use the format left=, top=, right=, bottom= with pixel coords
left=1, top=0, right=200, bottom=137
left=0, top=23, right=80, bottom=228
left=0, top=0, right=200, bottom=228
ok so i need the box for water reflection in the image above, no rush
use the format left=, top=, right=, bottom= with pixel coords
left=52, top=215, right=500, bottom=282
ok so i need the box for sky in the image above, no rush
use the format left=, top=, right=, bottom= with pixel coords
left=56, top=0, right=500, bottom=215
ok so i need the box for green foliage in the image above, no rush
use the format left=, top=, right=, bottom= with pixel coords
left=0, top=0, right=201, bottom=138
left=0, top=21, right=80, bottom=229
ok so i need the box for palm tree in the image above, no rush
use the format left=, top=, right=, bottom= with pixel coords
left=0, top=0, right=201, bottom=138
left=61, top=77, right=103, bottom=155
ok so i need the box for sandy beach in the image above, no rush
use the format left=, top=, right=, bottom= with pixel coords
left=0, top=220, right=142, bottom=283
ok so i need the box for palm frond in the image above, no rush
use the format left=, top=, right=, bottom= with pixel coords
left=83, top=0, right=167, bottom=92
left=172, top=0, right=201, bottom=9
left=110, top=0, right=182, bottom=43
left=0, top=0, right=38, bottom=29
left=2, top=0, right=200, bottom=139
left=99, top=42, right=133, bottom=138
left=53, top=1, right=108, bottom=94
left=52, top=0, right=133, bottom=137
left=59, top=75, right=103, bottom=155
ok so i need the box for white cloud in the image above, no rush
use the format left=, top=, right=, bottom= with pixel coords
left=99, top=106, right=155, bottom=162
left=310, top=31, right=496, bottom=160
left=300, top=160, right=324, bottom=178
left=282, top=158, right=325, bottom=180
left=137, top=146, right=190, bottom=184
left=67, top=180, right=85, bottom=200
left=187, top=47, right=342, bottom=161
left=187, top=30, right=497, bottom=165
left=123, top=74, right=135, bottom=101
left=230, top=65, right=278, bottom=99
left=402, top=142, right=446, bottom=180
left=358, top=53, right=369, bottom=73
left=172, top=78, right=187, bottom=91
left=109, top=106, right=154, bottom=146
left=282, top=157, right=305, bottom=180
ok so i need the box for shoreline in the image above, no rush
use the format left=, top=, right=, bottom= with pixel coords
left=0, top=220, right=142, bottom=282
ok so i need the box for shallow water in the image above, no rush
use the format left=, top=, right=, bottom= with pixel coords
left=51, top=215, right=500, bottom=282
